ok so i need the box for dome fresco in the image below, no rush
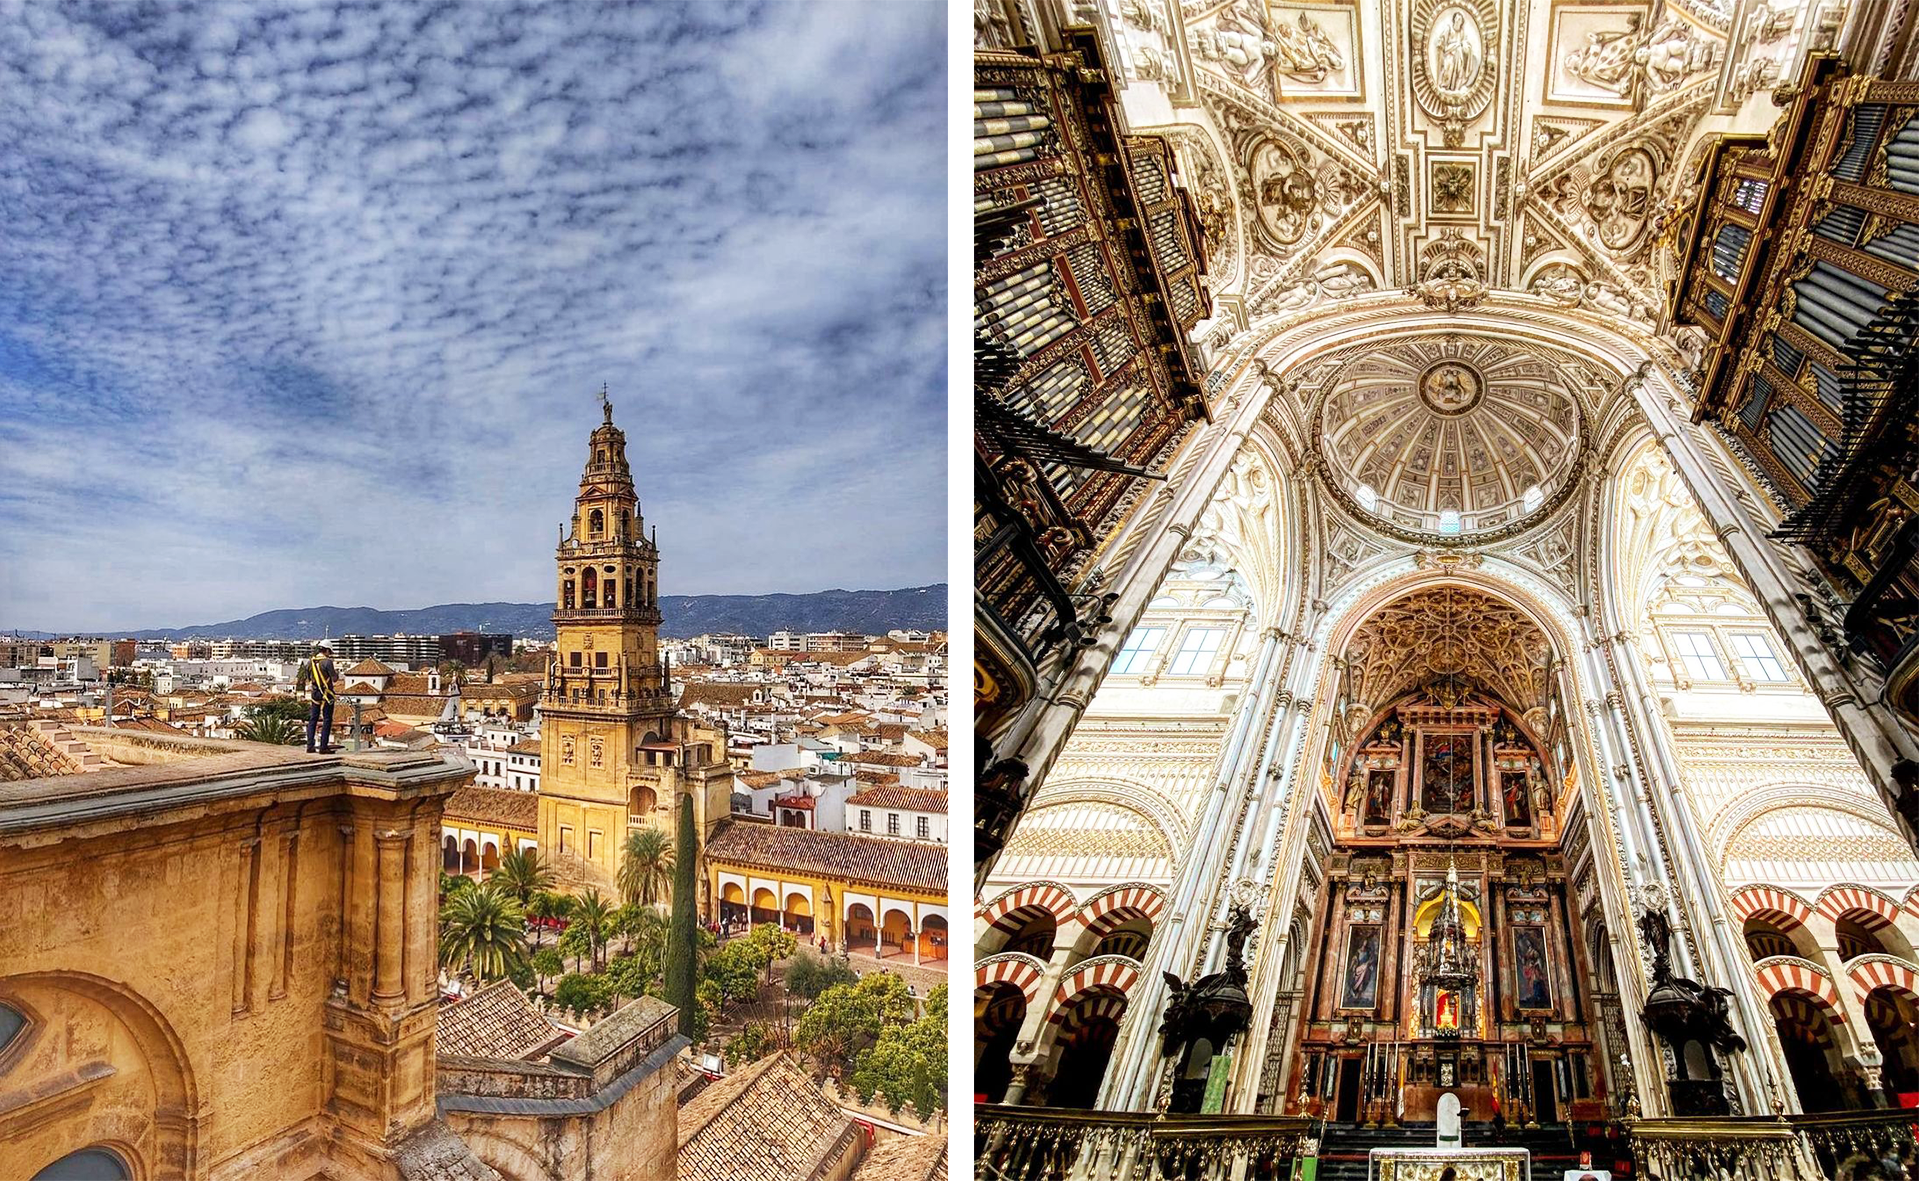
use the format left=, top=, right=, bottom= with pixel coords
left=1315, top=333, right=1588, bottom=539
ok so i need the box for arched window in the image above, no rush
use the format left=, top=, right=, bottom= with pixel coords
left=582, top=568, right=598, bottom=609
left=32, top=1148, right=132, bottom=1180
left=0, top=1000, right=24, bottom=1059
left=589, top=508, right=604, bottom=535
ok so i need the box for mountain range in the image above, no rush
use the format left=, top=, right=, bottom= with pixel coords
left=5, top=585, right=947, bottom=642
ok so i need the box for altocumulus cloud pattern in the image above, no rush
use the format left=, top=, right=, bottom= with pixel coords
left=0, top=0, right=946, bottom=632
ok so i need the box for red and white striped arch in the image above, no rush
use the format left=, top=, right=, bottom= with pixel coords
left=1080, top=883, right=1167, bottom=939
left=1054, top=991, right=1129, bottom=1037
left=1847, top=956, right=1919, bottom=1009
left=1051, top=958, right=1142, bottom=1014
left=1905, top=885, right=1919, bottom=920
left=1815, top=884, right=1903, bottom=930
left=979, top=881, right=1078, bottom=930
left=1728, top=885, right=1815, bottom=929
left=976, top=953, right=1046, bottom=1005
left=1752, top=956, right=1846, bottom=1022
left=1769, top=993, right=1842, bottom=1047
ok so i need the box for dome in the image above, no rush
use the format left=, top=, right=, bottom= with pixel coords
left=1315, top=334, right=1588, bottom=540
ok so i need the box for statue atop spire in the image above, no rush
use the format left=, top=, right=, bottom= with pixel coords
left=600, top=382, right=613, bottom=424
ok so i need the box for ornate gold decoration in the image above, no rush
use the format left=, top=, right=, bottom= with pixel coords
left=1340, top=586, right=1555, bottom=715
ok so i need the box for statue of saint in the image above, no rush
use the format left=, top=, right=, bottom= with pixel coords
left=1433, top=11, right=1479, bottom=95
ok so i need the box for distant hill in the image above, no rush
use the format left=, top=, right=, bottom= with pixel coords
left=8, top=585, right=947, bottom=642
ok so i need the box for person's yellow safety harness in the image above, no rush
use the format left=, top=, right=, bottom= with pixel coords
left=309, top=655, right=335, bottom=705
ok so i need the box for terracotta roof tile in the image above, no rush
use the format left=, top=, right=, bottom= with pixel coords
left=443, top=784, right=537, bottom=831
left=680, top=684, right=759, bottom=709
left=852, top=1134, right=946, bottom=1181
left=435, top=980, right=569, bottom=1061
left=344, top=658, right=395, bottom=677
left=844, top=785, right=946, bottom=813
left=678, top=1053, right=855, bottom=1181
left=705, top=825, right=945, bottom=894
left=840, top=751, right=923, bottom=768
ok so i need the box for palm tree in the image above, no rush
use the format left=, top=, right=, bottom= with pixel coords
left=440, top=887, right=527, bottom=981
left=237, top=714, right=300, bottom=746
left=492, top=847, right=555, bottom=908
left=615, top=901, right=667, bottom=958
left=573, top=888, right=616, bottom=972
left=618, top=827, right=675, bottom=909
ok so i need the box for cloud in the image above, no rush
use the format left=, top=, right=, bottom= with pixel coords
left=0, top=0, right=947, bottom=633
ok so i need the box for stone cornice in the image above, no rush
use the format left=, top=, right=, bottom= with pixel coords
left=0, top=735, right=468, bottom=846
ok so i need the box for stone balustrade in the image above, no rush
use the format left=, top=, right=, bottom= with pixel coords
left=975, top=1105, right=1312, bottom=1181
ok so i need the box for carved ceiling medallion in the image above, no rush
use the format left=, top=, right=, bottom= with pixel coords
left=1419, top=361, right=1484, bottom=416
left=1410, top=0, right=1498, bottom=147
left=1582, top=141, right=1666, bottom=256
left=1248, top=136, right=1322, bottom=248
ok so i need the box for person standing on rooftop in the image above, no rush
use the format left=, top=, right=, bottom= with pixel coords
left=297, top=641, right=340, bottom=754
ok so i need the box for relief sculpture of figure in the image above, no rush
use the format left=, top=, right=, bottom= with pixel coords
left=1563, top=15, right=1641, bottom=93
left=1638, top=18, right=1718, bottom=93
left=1563, top=10, right=1717, bottom=99
left=1433, top=11, right=1478, bottom=94
left=1271, top=11, right=1343, bottom=83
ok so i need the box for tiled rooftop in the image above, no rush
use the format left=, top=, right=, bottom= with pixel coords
left=844, top=784, right=947, bottom=813
left=678, top=1053, right=855, bottom=1181
left=443, top=784, right=538, bottom=831
left=705, top=824, right=946, bottom=893
left=435, top=979, right=569, bottom=1061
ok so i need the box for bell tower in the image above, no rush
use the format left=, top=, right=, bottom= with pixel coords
left=538, top=391, right=728, bottom=898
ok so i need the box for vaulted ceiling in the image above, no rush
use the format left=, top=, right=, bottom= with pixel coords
left=1063, top=0, right=1821, bottom=552
left=1094, top=0, right=1808, bottom=328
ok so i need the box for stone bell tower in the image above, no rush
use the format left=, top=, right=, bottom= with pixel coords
left=537, top=391, right=731, bottom=899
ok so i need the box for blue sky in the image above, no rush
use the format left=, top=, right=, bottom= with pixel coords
left=0, top=0, right=946, bottom=632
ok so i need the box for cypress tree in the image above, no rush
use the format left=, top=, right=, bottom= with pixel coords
left=665, top=792, right=700, bottom=1036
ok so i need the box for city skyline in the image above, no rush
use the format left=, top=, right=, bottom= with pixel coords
left=0, top=1, right=947, bottom=632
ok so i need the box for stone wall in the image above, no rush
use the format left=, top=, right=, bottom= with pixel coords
left=0, top=743, right=468, bottom=1180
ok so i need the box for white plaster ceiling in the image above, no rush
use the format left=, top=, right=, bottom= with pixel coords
left=1062, top=0, right=1825, bottom=339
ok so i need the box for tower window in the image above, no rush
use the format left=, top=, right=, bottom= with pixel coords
left=570, top=651, right=582, bottom=667
left=582, top=568, right=597, bottom=609
left=594, top=651, right=608, bottom=668
left=596, top=449, right=606, bottom=463
left=589, top=508, right=604, bottom=535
